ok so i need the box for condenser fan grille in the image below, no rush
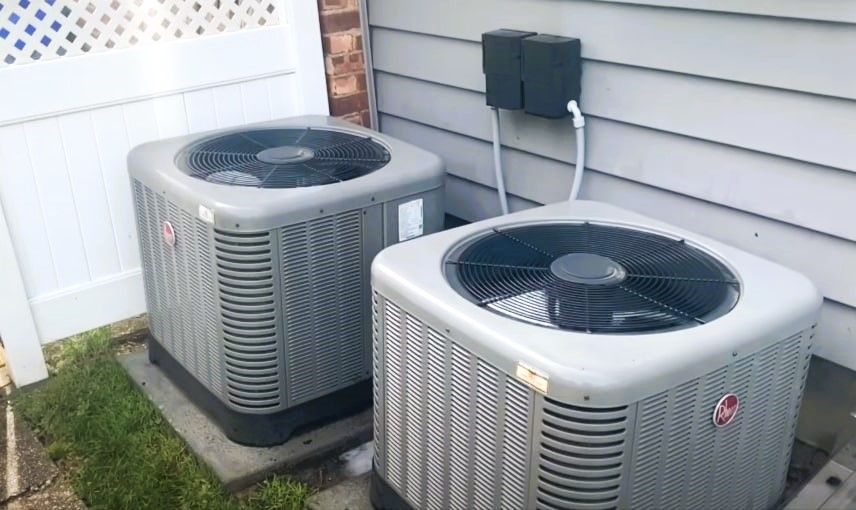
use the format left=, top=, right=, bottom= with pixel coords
left=175, top=128, right=390, bottom=188
left=445, top=222, right=739, bottom=334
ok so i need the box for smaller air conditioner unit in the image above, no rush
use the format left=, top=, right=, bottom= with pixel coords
left=370, top=200, right=821, bottom=510
left=129, top=115, right=444, bottom=446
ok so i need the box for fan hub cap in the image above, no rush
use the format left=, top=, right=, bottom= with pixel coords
left=257, top=145, right=315, bottom=164
left=550, top=253, right=627, bottom=286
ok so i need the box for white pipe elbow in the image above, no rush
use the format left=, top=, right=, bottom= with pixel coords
left=567, top=100, right=585, bottom=128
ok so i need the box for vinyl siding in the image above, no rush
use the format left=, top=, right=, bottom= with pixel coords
left=365, top=0, right=856, bottom=370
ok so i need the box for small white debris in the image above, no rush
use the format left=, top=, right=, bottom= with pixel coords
left=339, top=441, right=373, bottom=477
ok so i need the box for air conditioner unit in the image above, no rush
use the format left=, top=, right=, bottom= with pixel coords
left=128, top=115, right=444, bottom=446
left=370, top=200, right=820, bottom=510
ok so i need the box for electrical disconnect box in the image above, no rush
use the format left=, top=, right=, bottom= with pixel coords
left=522, top=34, right=582, bottom=118
left=482, top=29, right=536, bottom=110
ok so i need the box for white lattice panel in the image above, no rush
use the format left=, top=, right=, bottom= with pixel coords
left=0, top=0, right=281, bottom=67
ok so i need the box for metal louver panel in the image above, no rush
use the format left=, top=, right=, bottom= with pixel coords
left=382, top=300, right=405, bottom=491
left=372, top=291, right=385, bottom=474
left=214, top=228, right=283, bottom=411
left=628, top=330, right=812, bottom=510
left=424, top=328, right=450, bottom=510
left=375, top=295, right=534, bottom=510
left=533, top=399, right=631, bottom=510
left=132, top=180, right=223, bottom=396
left=373, top=289, right=812, bottom=510
left=280, top=210, right=368, bottom=405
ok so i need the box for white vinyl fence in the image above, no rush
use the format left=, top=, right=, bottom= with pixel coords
left=0, top=0, right=328, bottom=386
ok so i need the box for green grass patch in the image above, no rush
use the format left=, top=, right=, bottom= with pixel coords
left=14, top=329, right=313, bottom=510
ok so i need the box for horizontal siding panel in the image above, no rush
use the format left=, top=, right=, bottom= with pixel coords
left=372, top=29, right=856, bottom=175
left=589, top=171, right=856, bottom=311
left=381, top=114, right=573, bottom=204
left=368, top=0, right=856, bottom=100
left=376, top=74, right=856, bottom=241
left=816, top=301, right=856, bottom=371
left=585, top=63, right=856, bottom=174
left=380, top=113, right=856, bottom=311
left=372, top=28, right=484, bottom=92
left=445, top=174, right=538, bottom=223
left=587, top=0, right=856, bottom=23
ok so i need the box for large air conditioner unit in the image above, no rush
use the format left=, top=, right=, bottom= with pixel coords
left=370, top=200, right=821, bottom=510
left=128, top=115, right=444, bottom=446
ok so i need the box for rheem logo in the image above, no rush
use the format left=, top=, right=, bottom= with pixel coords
left=713, top=394, right=740, bottom=428
left=162, top=221, right=176, bottom=247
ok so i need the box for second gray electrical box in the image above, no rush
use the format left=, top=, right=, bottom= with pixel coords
left=522, top=34, right=582, bottom=118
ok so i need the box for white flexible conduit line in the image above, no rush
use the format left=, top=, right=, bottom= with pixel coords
left=567, top=100, right=587, bottom=201
left=490, top=106, right=510, bottom=215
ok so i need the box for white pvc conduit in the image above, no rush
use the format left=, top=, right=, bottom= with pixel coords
left=490, top=106, right=510, bottom=215
left=491, top=100, right=587, bottom=214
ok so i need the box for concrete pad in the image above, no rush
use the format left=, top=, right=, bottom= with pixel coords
left=119, top=351, right=373, bottom=492
left=307, top=473, right=372, bottom=510
left=305, top=442, right=374, bottom=510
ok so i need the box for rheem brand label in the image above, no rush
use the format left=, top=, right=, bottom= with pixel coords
left=162, top=221, right=176, bottom=247
left=713, top=393, right=740, bottom=427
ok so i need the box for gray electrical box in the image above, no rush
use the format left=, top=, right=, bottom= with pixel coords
left=482, top=29, right=536, bottom=110
left=522, top=34, right=582, bottom=118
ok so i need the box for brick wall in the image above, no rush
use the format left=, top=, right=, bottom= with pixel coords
left=318, top=0, right=371, bottom=127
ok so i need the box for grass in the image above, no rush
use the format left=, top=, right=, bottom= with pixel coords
left=14, top=329, right=314, bottom=510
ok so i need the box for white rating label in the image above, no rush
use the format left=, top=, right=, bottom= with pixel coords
left=198, top=205, right=215, bottom=224
left=398, top=198, right=424, bottom=242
